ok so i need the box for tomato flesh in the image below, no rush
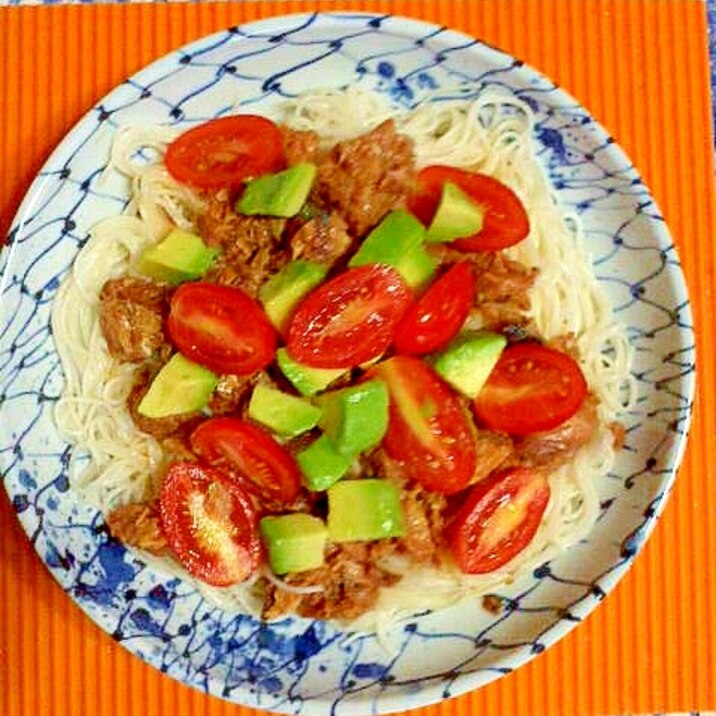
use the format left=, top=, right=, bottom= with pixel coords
left=168, top=282, right=277, bottom=376
left=372, top=355, right=477, bottom=494
left=449, top=466, right=550, bottom=574
left=408, top=166, right=529, bottom=251
left=286, top=265, right=412, bottom=369
left=159, top=462, right=261, bottom=586
left=393, top=262, right=476, bottom=355
left=472, top=342, right=588, bottom=436
left=190, top=417, right=301, bottom=505
left=164, top=115, right=285, bottom=190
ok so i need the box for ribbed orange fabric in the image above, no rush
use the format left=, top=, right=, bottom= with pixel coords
left=1, top=1, right=714, bottom=715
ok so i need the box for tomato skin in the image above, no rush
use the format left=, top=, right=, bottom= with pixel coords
left=393, top=262, right=476, bottom=355
left=168, top=282, right=277, bottom=376
left=190, top=417, right=301, bottom=505
left=159, top=462, right=262, bottom=587
left=286, top=265, right=412, bottom=369
left=449, top=467, right=550, bottom=574
left=472, top=342, right=588, bottom=436
left=372, top=355, right=477, bottom=494
left=164, top=115, right=285, bottom=190
left=408, top=166, right=530, bottom=251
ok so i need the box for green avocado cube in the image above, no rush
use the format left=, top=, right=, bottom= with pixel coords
left=426, top=182, right=485, bottom=243
left=260, top=513, right=328, bottom=574
left=137, top=353, right=218, bottom=418
left=349, top=210, right=437, bottom=288
left=137, top=228, right=218, bottom=285
left=238, top=163, right=317, bottom=218
left=327, top=479, right=405, bottom=542
left=316, top=380, right=389, bottom=456
left=296, top=434, right=353, bottom=492
left=398, top=245, right=437, bottom=289
left=276, top=348, right=345, bottom=397
left=432, top=331, right=507, bottom=398
left=258, top=260, right=327, bottom=332
left=248, top=384, right=321, bottom=437
left=349, top=210, right=426, bottom=267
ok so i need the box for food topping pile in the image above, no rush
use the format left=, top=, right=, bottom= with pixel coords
left=101, top=113, right=606, bottom=621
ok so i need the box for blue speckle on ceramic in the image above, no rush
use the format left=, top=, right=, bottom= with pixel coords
left=0, top=13, right=695, bottom=716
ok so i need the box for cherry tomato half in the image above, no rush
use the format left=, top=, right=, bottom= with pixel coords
left=168, top=282, right=277, bottom=376
left=449, top=466, right=550, bottom=574
left=372, top=355, right=477, bottom=494
left=164, top=115, right=285, bottom=190
left=286, top=265, right=412, bottom=369
left=408, top=166, right=530, bottom=252
left=159, top=462, right=262, bottom=586
left=190, top=417, right=301, bottom=505
left=393, top=262, right=476, bottom=355
left=472, top=342, right=588, bottom=436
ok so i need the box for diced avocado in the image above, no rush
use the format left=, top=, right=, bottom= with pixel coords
left=238, top=163, right=317, bottom=218
left=276, top=348, right=345, bottom=397
left=398, top=245, right=437, bottom=289
left=432, top=331, right=507, bottom=398
left=260, top=513, right=328, bottom=574
left=137, top=353, right=218, bottom=418
left=349, top=210, right=425, bottom=268
left=426, top=182, right=485, bottom=243
left=248, top=383, right=321, bottom=437
left=296, top=434, right=353, bottom=492
left=258, top=260, right=327, bottom=332
left=137, top=228, right=218, bottom=285
left=349, top=210, right=436, bottom=287
left=327, top=479, right=405, bottom=542
left=316, top=380, right=389, bottom=456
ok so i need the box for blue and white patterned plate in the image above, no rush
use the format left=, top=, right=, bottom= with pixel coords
left=0, top=13, right=695, bottom=715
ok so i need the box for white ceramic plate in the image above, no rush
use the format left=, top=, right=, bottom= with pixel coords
left=0, top=12, right=695, bottom=715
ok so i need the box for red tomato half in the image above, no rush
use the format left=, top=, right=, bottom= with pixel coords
left=286, top=265, right=412, bottom=369
left=372, top=356, right=477, bottom=494
left=190, top=417, right=301, bottom=505
left=449, top=466, right=550, bottom=574
left=164, top=115, right=285, bottom=190
left=168, top=282, right=277, bottom=376
left=408, top=166, right=530, bottom=251
left=159, top=462, right=262, bottom=587
left=472, top=342, right=588, bottom=436
left=393, top=262, right=476, bottom=355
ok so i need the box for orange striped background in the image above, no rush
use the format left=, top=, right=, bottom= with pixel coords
left=1, top=1, right=715, bottom=715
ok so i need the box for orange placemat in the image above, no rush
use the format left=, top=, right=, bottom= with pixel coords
left=1, top=1, right=714, bottom=715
